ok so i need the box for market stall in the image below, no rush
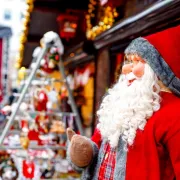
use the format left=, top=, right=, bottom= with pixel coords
left=0, top=32, right=82, bottom=179
left=1, top=0, right=179, bottom=178
left=62, top=0, right=180, bottom=127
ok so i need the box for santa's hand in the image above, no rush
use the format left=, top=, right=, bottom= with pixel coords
left=67, top=128, right=93, bottom=167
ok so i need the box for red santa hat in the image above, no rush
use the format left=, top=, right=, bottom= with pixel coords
left=125, top=25, right=180, bottom=97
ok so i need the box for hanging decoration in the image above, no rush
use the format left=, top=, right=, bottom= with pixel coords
left=0, top=155, right=19, bottom=180
left=33, top=88, right=49, bottom=111
left=22, top=159, right=35, bottom=179
left=15, top=0, right=34, bottom=69
left=57, top=14, right=78, bottom=40
left=28, top=124, right=41, bottom=145
left=20, top=135, right=30, bottom=150
left=35, top=114, right=49, bottom=134
left=40, top=47, right=60, bottom=74
left=86, top=0, right=118, bottom=39
left=21, top=119, right=29, bottom=133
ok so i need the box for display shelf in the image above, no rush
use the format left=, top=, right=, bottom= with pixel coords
left=0, top=32, right=84, bottom=145
left=0, top=32, right=84, bottom=179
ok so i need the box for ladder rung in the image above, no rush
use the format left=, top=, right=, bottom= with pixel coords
left=13, top=93, right=30, bottom=97
left=27, top=110, right=76, bottom=117
left=0, top=145, right=66, bottom=150
left=0, top=130, right=21, bottom=134
left=20, top=79, right=65, bottom=86
left=6, top=115, right=33, bottom=121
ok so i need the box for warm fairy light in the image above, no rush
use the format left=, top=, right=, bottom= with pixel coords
left=15, top=63, right=21, bottom=69
left=71, top=23, right=77, bottom=29
left=70, top=53, right=75, bottom=57
left=86, top=0, right=118, bottom=40
left=15, top=0, right=34, bottom=69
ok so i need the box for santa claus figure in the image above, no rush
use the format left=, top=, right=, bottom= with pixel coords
left=67, top=25, right=180, bottom=180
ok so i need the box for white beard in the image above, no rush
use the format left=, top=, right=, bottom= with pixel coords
left=97, top=64, right=161, bottom=148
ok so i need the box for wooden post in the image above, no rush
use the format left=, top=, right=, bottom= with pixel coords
left=93, top=48, right=110, bottom=128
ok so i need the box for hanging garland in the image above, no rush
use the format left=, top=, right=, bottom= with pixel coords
left=15, top=0, right=35, bottom=69
left=86, top=0, right=118, bottom=40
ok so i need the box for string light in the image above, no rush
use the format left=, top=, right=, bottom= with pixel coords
left=15, top=0, right=35, bottom=69
left=86, top=0, right=118, bottom=40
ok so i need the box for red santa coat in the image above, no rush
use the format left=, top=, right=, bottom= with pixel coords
left=92, top=92, right=180, bottom=180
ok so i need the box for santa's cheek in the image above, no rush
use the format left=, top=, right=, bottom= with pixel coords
left=132, top=63, right=145, bottom=77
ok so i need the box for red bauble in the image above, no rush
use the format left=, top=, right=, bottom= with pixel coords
left=55, top=55, right=59, bottom=61
left=41, top=61, right=54, bottom=74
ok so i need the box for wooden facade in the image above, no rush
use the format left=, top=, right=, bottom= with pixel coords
left=63, top=0, right=180, bottom=128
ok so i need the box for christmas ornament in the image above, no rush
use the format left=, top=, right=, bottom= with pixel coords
left=35, top=114, right=49, bottom=134
left=33, top=89, right=48, bottom=111
left=40, top=57, right=55, bottom=74
left=22, top=159, right=35, bottom=179
left=0, top=159, right=18, bottom=180
left=20, top=102, right=29, bottom=111
left=42, top=31, right=64, bottom=55
left=28, top=128, right=41, bottom=145
left=49, top=47, right=60, bottom=62
left=50, top=121, right=65, bottom=134
left=20, top=135, right=30, bottom=150
left=4, top=135, right=21, bottom=147
left=1, top=105, right=11, bottom=115
left=57, top=14, right=78, bottom=40
left=21, top=120, right=29, bottom=133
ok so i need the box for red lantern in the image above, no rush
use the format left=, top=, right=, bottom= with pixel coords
left=57, top=14, right=78, bottom=40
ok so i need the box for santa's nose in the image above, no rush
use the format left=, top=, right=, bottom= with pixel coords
left=122, top=64, right=133, bottom=74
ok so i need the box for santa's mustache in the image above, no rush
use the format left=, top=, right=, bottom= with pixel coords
left=126, top=72, right=138, bottom=80
left=124, top=72, right=140, bottom=85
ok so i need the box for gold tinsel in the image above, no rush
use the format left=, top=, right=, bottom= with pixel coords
left=86, top=0, right=118, bottom=39
left=15, top=0, right=34, bottom=69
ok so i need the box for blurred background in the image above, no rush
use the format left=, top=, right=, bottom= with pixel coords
left=0, top=0, right=179, bottom=179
